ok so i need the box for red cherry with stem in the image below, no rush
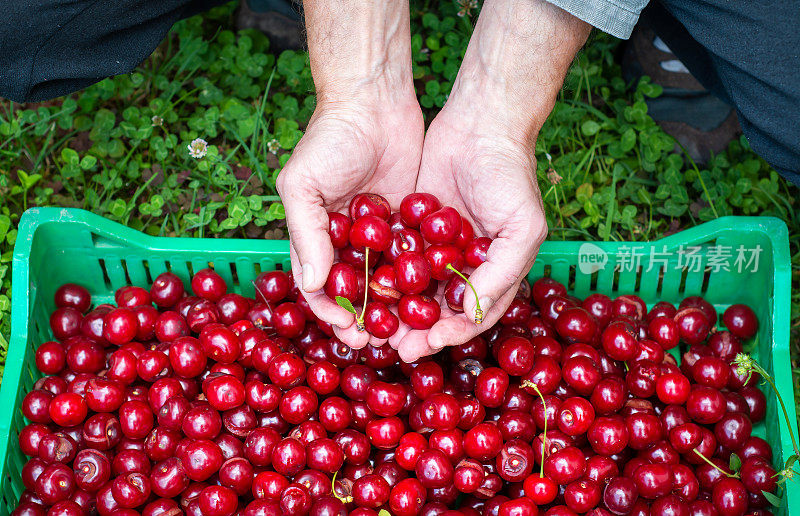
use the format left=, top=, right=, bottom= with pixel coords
left=424, top=245, right=464, bottom=281
left=420, top=207, right=462, bottom=245
left=524, top=473, right=557, bottom=505
left=349, top=215, right=392, bottom=252
left=253, top=270, right=291, bottom=304
left=272, top=302, right=306, bottom=339
left=363, top=302, right=399, bottom=339
left=340, top=245, right=380, bottom=269
left=542, top=446, right=586, bottom=485
left=444, top=275, right=466, bottom=312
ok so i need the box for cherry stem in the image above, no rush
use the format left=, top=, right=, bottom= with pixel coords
left=446, top=263, right=483, bottom=324
left=521, top=380, right=547, bottom=476
left=752, top=362, right=800, bottom=459
left=692, top=448, right=739, bottom=478
left=356, top=247, right=369, bottom=332
left=331, top=471, right=353, bottom=504
left=735, top=353, right=800, bottom=459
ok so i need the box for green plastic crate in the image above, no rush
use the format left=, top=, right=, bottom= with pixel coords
left=0, top=207, right=795, bottom=514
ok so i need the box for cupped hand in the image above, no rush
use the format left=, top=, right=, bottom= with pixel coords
left=392, top=104, right=548, bottom=362
left=276, top=96, right=424, bottom=348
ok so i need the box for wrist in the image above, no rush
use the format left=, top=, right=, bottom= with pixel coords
left=446, top=0, right=591, bottom=144
left=304, top=0, right=415, bottom=106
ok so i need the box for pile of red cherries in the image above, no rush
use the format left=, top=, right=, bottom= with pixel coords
left=325, top=192, right=490, bottom=337
left=14, top=259, right=780, bottom=516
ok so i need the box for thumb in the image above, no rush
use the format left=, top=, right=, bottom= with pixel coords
left=462, top=218, right=547, bottom=324
left=277, top=167, right=334, bottom=294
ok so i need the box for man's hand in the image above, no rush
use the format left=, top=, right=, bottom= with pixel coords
left=276, top=0, right=422, bottom=348
left=395, top=0, right=591, bottom=362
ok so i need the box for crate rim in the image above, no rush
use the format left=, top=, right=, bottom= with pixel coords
left=2, top=206, right=795, bottom=511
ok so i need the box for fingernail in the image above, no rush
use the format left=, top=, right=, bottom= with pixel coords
left=475, top=297, right=493, bottom=324
left=302, top=263, right=315, bottom=292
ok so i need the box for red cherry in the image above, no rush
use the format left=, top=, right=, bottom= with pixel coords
left=400, top=193, right=441, bottom=227
left=55, top=284, right=92, bottom=312
left=397, top=294, right=441, bottom=330
left=393, top=252, right=432, bottom=295
left=324, top=263, right=360, bottom=303
left=386, top=228, right=425, bottom=263
left=191, top=268, right=227, bottom=302
left=350, top=193, right=391, bottom=221
left=464, top=237, right=491, bottom=268
left=253, top=271, right=291, bottom=304
left=350, top=214, right=392, bottom=252
left=363, top=303, right=400, bottom=339
left=424, top=245, right=464, bottom=281
left=420, top=207, right=462, bottom=245
left=328, top=212, right=351, bottom=249
left=722, top=304, right=758, bottom=339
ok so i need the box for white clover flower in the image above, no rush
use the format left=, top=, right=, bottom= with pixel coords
left=457, top=0, right=478, bottom=17
left=267, top=139, right=280, bottom=155
left=151, top=115, right=163, bottom=127
left=188, top=138, right=208, bottom=159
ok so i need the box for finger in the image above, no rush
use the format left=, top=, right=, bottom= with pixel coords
left=462, top=218, right=547, bottom=324
left=368, top=334, right=389, bottom=347
left=290, top=247, right=354, bottom=329
left=397, top=330, right=438, bottom=363
left=387, top=321, right=413, bottom=350
left=427, top=288, right=517, bottom=349
left=332, top=323, right=370, bottom=349
left=277, top=164, right=334, bottom=293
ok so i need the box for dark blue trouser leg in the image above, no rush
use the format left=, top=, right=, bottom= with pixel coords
left=640, top=0, right=800, bottom=184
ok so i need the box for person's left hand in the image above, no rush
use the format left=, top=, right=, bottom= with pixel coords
left=390, top=101, right=548, bottom=362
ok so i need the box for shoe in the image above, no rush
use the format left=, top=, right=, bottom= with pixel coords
left=235, top=0, right=304, bottom=53
left=622, top=26, right=740, bottom=164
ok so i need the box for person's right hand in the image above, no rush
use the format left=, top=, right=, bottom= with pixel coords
left=277, top=95, right=423, bottom=349
left=276, top=0, right=422, bottom=349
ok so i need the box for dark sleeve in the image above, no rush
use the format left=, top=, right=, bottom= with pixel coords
left=0, top=0, right=224, bottom=103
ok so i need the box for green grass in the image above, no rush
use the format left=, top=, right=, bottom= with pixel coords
left=0, top=0, right=798, bottom=407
